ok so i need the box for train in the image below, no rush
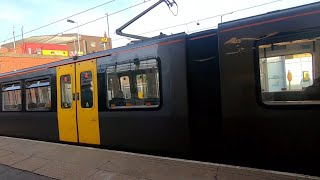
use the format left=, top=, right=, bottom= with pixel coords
left=1, top=1, right=320, bottom=176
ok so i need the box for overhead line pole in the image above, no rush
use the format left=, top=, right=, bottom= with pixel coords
left=0, top=0, right=116, bottom=43
left=0, top=0, right=152, bottom=56
left=21, top=26, right=24, bottom=53
left=13, top=26, right=16, bottom=53
left=107, top=13, right=110, bottom=38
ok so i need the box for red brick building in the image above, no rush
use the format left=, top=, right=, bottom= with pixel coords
left=0, top=53, right=65, bottom=73
left=1, top=33, right=111, bottom=57
left=0, top=33, right=112, bottom=73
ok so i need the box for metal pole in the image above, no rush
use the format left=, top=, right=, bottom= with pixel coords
left=116, top=0, right=164, bottom=40
left=76, top=22, right=80, bottom=54
left=73, top=38, right=76, bottom=55
left=106, top=13, right=110, bottom=38
left=21, top=26, right=24, bottom=53
left=13, top=26, right=16, bottom=53
left=221, top=12, right=233, bottom=23
left=21, top=26, right=24, bottom=42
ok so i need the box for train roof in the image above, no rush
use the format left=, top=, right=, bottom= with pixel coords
left=219, top=1, right=320, bottom=30
left=2, top=1, right=317, bottom=78
left=0, top=31, right=189, bottom=78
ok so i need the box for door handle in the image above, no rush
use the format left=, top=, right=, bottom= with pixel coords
left=77, top=92, right=80, bottom=100
left=72, top=93, right=76, bottom=101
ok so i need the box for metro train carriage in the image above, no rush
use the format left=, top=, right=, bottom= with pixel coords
left=1, top=1, right=320, bottom=176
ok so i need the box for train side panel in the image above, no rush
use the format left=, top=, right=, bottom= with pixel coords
left=186, top=30, right=222, bottom=161
left=218, top=3, right=320, bottom=175
left=97, top=35, right=190, bottom=156
left=0, top=69, right=59, bottom=141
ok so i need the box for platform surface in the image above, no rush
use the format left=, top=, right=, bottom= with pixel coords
left=0, top=136, right=319, bottom=180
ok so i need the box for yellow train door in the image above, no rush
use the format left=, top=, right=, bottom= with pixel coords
left=75, top=59, right=100, bottom=145
left=57, top=64, right=78, bottom=143
left=57, top=59, right=100, bottom=145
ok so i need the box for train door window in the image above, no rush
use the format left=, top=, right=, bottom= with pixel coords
left=120, top=76, right=131, bottom=99
left=106, top=58, right=160, bottom=109
left=26, top=79, right=51, bottom=111
left=258, top=36, right=320, bottom=105
left=60, top=75, right=72, bottom=108
left=2, top=83, right=21, bottom=111
left=136, top=74, right=147, bottom=99
left=80, top=71, right=93, bottom=108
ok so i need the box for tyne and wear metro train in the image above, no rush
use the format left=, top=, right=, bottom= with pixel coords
left=1, top=0, right=320, bottom=176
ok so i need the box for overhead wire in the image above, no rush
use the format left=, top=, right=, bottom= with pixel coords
left=0, top=0, right=117, bottom=44
left=1, top=0, right=287, bottom=54
left=0, top=0, right=281, bottom=47
left=0, top=0, right=154, bottom=56
left=61, top=0, right=153, bottom=34
left=111, top=0, right=283, bottom=42
left=0, top=0, right=283, bottom=55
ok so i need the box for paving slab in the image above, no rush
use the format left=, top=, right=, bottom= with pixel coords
left=0, top=141, right=12, bottom=147
left=34, top=161, right=98, bottom=180
left=0, top=152, right=30, bottom=166
left=0, top=137, right=58, bottom=156
left=0, top=137, right=17, bottom=147
left=89, top=170, right=141, bottom=180
left=99, top=154, right=218, bottom=180
left=0, top=137, right=31, bottom=145
left=0, top=136, right=319, bottom=180
left=0, top=164, right=54, bottom=180
left=0, top=149, right=12, bottom=158
left=34, top=145, right=111, bottom=169
left=12, top=157, right=50, bottom=172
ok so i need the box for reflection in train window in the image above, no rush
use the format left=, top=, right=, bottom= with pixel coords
left=26, top=79, right=51, bottom=111
left=106, top=58, right=160, bottom=109
left=60, top=75, right=72, bottom=109
left=80, top=71, right=93, bottom=108
left=258, top=37, right=320, bottom=105
left=2, top=83, right=22, bottom=111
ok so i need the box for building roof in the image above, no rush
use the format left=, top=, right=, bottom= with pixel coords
left=1, top=33, right=103, bottom=49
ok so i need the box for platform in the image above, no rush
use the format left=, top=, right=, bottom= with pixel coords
left=0, top=136, right=318, bottom=180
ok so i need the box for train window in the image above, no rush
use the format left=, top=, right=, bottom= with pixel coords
left=60, top=75, right=72, bottom=109
left=26, top=79, right=51, bottom=111
left=80, top=71, right=93, bottom=108
left=258, top=37, right=320, bottom=105
left=2, top=83, right=22, bottom=111
left=106, top=58, right=160, bottom=109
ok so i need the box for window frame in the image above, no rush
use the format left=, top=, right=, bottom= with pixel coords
left=25, top=77, right=52, bottom=111
left=105, top=57, right=162, bottom=111
left=1, top=81, right=22, bottom=112
left=255, top=31, right=320, bottom=109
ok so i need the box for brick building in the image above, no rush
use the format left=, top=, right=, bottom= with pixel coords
left=0, top=33, right=112, bottom=73
left=1, top=33, right=112, bottom=57
left=65, top=34, right=112, bottom=56
left=0, top=53, right=65, bottom=73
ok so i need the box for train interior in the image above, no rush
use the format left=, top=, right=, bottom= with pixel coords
left=106, top=58, right=160, bottom=109
left=259, top=30, right=320, bottom=105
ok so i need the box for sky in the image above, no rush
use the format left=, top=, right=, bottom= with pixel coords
left=0, top=0, right=319, bottom=48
